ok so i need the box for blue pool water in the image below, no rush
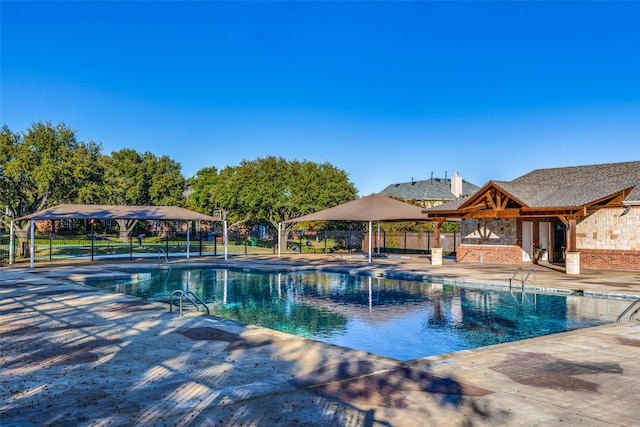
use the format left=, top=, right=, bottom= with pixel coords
left=79, top=268, right=630, bottom=361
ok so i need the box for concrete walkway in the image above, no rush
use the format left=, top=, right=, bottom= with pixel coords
left=2, top=255, right=640, bottom=426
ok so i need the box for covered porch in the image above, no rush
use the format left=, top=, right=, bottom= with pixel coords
left=424, top=181, right=634, bottom=274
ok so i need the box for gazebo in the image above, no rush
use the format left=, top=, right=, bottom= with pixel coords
left=281, top=194, right=429, bottom=262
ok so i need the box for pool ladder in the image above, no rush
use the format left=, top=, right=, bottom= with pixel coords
left=169, top=290, right=210, bottom=316
left=617, top=298, right=640, bottom=323
left=509, top=267, right=536, bottom=291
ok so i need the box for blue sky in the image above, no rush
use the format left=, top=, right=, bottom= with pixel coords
left=2, top=1, right=639, bottom=197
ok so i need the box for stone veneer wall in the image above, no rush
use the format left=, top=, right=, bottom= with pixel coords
left=460, top=218, right=517, bottom=245
left=577, top=207, right=640, bottom=250
left=457, top=218, right=523, bottom=264
left=577, top=206, right=640, bottom=270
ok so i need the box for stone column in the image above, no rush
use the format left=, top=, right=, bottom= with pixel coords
left=431, top=248, right=443, bottom=266
left=565, top=251, right=580, bottom=275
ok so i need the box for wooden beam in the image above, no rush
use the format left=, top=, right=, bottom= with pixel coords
left=472, top=209, right=521, bottom=218
left=567, top=218, right=577, bottom=252
left=500, top=195, right=510, bottom=210
left=485, top=192, right=498, bottom=211
left=433, top=219, right=445, bottom=248
left=459, top=202, right=489, bottom=213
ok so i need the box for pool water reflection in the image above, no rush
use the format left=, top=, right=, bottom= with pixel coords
left=82, top=268, right=630, bottom=361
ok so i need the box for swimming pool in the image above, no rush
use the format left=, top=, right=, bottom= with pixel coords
left=78, top=267, right=631, bottom=361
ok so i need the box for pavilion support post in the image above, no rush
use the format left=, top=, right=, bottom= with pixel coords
left=566, top=251, right=580, bottom=275
left=368, top=220, right=372, bottom=263
left=224, top=220, right=228, bottom=260
left=431, top=219, right=445, bottom=266
left=186, top=221, right=190, bottom=259
left=49, top=220, right=53, bottom=261
left=431, top=248, right=443, bottom=266
left=565, top=218, right=580, bottom=275
left=9, top=218, right=14, bottom=265
left=29, top=219, right=35, bottom=268
left=566, top=218, right=577, bottom=253
left=277, top=223, right=281, bottom=258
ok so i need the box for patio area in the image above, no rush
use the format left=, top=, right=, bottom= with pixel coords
left=2, top=255, right=640, bottom=426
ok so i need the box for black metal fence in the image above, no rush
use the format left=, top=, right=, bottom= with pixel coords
left=0, top=229, right=459, bottom=265
left=364, top=231, right=460, bottom=255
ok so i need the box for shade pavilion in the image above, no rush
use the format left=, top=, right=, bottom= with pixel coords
left=13, top=204, right=225, bottom=267
left=281, top=193, right=429, bottom=262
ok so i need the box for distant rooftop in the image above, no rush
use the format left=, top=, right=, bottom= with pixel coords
left=379, top=174, right=480, bottom=202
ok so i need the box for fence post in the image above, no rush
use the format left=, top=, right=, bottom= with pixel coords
left=324, top=230, right=327, bottom=253
left=453, top=231, right=457, bottom=253
left=404, top=231, right=407, bottom=254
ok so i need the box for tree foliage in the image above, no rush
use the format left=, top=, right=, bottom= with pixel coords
left=232, top=156, right=357, bottom=226
left=185, top=166, right=219, bottom=215
left=187, top=156, right=358, bottom=240
left=99, top=149, right=186, bottom=206
left=0, top=121, right=102, bottom=220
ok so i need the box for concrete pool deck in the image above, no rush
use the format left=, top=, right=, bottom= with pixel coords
left=2, top=255, right=640, bottom=426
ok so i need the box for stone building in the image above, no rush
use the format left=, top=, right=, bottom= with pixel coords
left=424, top=161, right=640, bottom=272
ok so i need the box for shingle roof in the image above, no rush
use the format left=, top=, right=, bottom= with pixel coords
left=379, top=178, right=480, bottom=201
left=424, top=195, right=471, bottom=213
left=503, top=161, right=640, bottom=207
left=426, top=161, right=640, bottom=213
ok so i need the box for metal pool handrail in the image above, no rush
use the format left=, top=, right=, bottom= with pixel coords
left=509, top=267, right=536, bottom=291
left=617, top=298, right=640, bottom=323
left=169, top=290, right=210, bottom=316
left=158, top=249, right=170, bottom=268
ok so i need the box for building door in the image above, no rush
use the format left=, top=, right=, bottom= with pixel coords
left=539, top=222, right=550, bottom=262
left=554, top=223, right=567, bottom=262
left=522, top=221, right=533, bottom=262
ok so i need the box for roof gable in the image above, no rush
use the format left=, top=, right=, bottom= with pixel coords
left=425, top=160, right=640, bottom=218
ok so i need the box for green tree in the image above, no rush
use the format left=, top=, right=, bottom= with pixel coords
left=225, top=156, right=357, bottom=247
left=147, top=153, right=186, bottom=206
left=100, top=148, right=148, bottom=205
left=100, top=148, right=186, bottom=239
left=0, top=121, right=102, bottom=245
left=185, top=166, right=220, bottom=215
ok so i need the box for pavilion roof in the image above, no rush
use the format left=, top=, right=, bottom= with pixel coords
left=16, top=204, right=220, bottom=222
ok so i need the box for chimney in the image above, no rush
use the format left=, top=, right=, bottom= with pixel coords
left=451, top=171, right=462, bottom=198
